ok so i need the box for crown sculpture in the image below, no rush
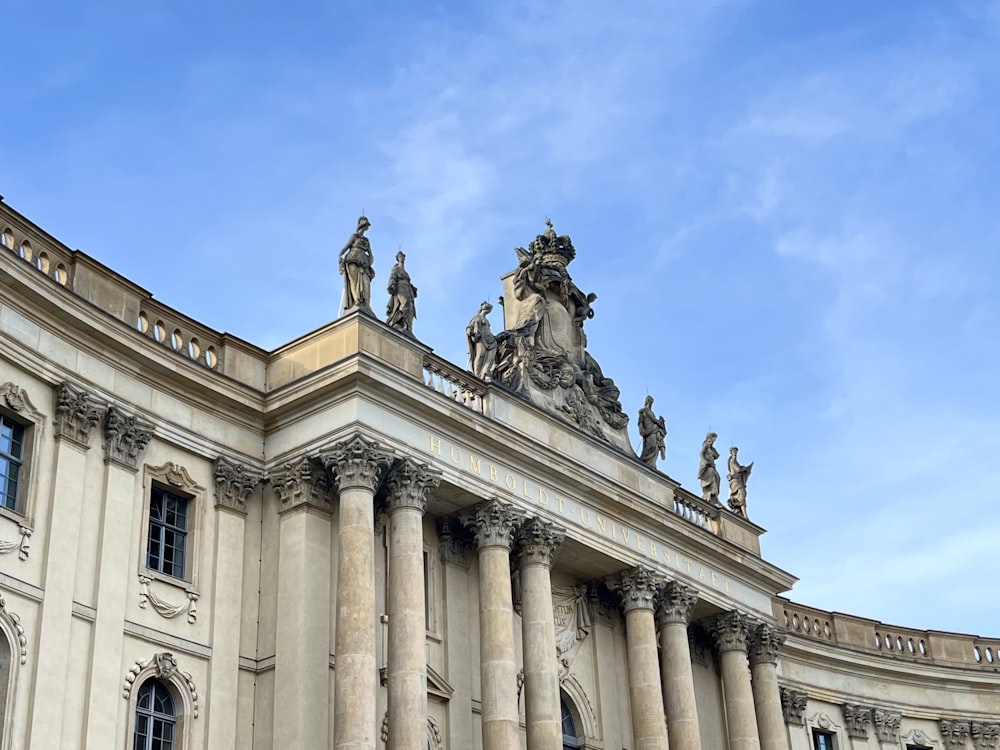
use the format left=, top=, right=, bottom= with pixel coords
left=467, top=220, right=632, bottom=453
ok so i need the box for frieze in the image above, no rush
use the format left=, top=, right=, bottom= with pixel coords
left=214, top=456, right=261, bottom=514
left=425, top=432, right=743, bottom=601
left=103, top=405, right=154, bottom=470
left=54, top=381, right=106, bottom=448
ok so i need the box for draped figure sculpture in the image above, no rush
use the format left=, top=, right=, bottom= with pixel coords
left=727, top=445, right=753, bottom=518
left=338, top=215, right=375, bottom=312
left=699, top=432, right=721, bottom=503
left=466, top=301, right=498, bottom=381
left=637, top=396, right=666, bottom=468
left=385, top=251, right=417, bottom=334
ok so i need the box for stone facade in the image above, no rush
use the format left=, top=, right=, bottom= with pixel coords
left=0, top=200, right=997, bottom=749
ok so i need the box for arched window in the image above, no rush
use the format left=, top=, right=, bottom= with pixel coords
left=561, top=698, right=582, bottom=749
left=134, top=679, right=177, bottom=750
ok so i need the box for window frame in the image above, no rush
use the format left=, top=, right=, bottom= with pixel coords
left=0, top=414, right=26, bottom=513
left=146, top=485, right=190, bottom=580
left=133, top=679, right=177, bottom=750
left=138, top=463, right=204, bottom=591
left=812, top=728, right=837, bottom=750
left=0, top=382, right=44, bottom=524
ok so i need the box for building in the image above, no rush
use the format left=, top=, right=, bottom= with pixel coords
left=0, top=198, right=997, bottom=750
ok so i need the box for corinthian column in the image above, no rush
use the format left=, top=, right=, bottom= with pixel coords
left=517, top=518, right=566, bottom=750
left=610, top=567, right=667, bottom=750
left=657, top=582, right=702, bottom=750
left=708, top=611, right=761, bottom=750
left=384, top=458, right=441, bottom=750
left=462, top=498, right=525, bottom=750
left=748, top=623, right=789, bottom=750
left=325, top=435, right=389, bottom=750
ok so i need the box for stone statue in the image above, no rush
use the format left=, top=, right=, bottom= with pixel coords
left=466, top=301, right=498, bottom=380
left=698, top=432, right=721, bottom=503
left=637, top=396, right=666, bottom=468
left=338, top=215, right=375, bottom=312
left=727, top=446, right=753, bottom=518
left=385, top=251, right=417, bottom=334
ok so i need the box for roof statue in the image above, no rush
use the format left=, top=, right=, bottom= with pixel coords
left=385, top=250, right=417, bottom=335
left=338, top=215, right=375, bottom=314
left=637, top=395, right=667, bottom=468
left=727, top=445, right=753, bottom=518
left=473, top=220, right=631, bottom=452
left=699, top=432, right=721, bottom=503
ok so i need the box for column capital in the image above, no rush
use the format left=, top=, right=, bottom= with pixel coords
left=748, top=622, right=786, bottom=665
left=322, top=434, right=390, bottom=493
left=842, top=704, right=872, bottom=740
left=874, top=708, right=902, bottom=744
left=779, top=686, right=808, bottom=726
left=54, top=381, right=107, bottom=449
left=971, top=722, right=1000, bottom=750
left=516, top=517, right=565, bottom=568
left=608, top=566, right=663, bottom=613
left=103, top=405, right=154, bottom=470
left=939, top=720, right=970, bottom=748
left=437, top=518, right=473, bottom=567
left=461, top=497, right=525, bottom=550
left=656, top=581, right=698, bottom=625
left=706, top=610, right=754, bottom=653
left=214, top=456, right=261, bottom=514
left=385, top=457, right=441, bottom=514
left=272, top=456, right=331, bottom=512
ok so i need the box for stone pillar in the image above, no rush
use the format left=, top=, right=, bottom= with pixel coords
left=85, top=406, right=154, bottom=748
left=384, top=458, right=441, bottom=750
left=462, top=498, right=525, bottom=750
left=657, top=581, right=702, bottom=750
left=326, top=435, right=388, bottom=750
left=28, top=383, right=105, bottom=750
left=272, top=457, right=333, bottom=749
left=438, top=519, right=475, bottom=750
left=206, top=458, right=260, bottom=747
left=610, top=567, right=667, bottom=750
left=748, top=623, right=789, bottom=750
left=708, top=611, right=761, bottom=750
left=516, top=518, right=566, bottom=750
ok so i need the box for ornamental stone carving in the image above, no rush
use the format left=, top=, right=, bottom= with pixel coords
left=873, top=708, right=901, bottom=743
left=138, top=576, right=198, bottom=623
left=656, top=581, right=698, bottom=625
left=54, top=381, right=106, bottom=448
left=707, top=610, right=754, bottom=653
left=322, top=434, right=389, bottom=493
left=1, top=381, right=40, bottom=416
left=608, top=566, right=663, bottom=613
left=271, top=457, right=330, bottom=512
left=0, top=594, right=27, bottom=665
left=0, top=523, right=31, bottom=560
left=940, top=720, right=971, bottom=747
left=123, top=651, right=199, bottom=718
left=780, top=687, right=808, bottom=726
left=384, top=457, right=441, bottom=514
left=437, top=518, right=473, bottom=568
left=213, top=456, right=261, bottom=514
left=972, top=722, right=1000, bottom=750
left=461, top=497, right=525, bottom=550
left=842, top=704, right=872, bottom=740
left=515, top=517, right=566, bottom=567
left=748, top=622, right=786, bottom=665
left=103, top=405, right=154, bottom=470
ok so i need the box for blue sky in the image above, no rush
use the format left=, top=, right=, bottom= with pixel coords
left=5, top=1, right=999, bottom=636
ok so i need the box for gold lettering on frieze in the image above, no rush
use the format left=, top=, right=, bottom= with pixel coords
left=424, top=432, right=736, bottom=596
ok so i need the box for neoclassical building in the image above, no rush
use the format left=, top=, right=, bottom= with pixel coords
left=0, top=199, right=997, bottom=750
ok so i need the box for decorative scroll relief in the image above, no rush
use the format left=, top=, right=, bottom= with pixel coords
left=0, top=524, right=30, bottom=560
left=123, top=651, right=199, bottom=718
left=902, top=729, right=937, bottom=748
left=0, top=594, right=27, bottom=665
left=552, top=584, right=591, bottom=680
left=138, top=576, right=199, bottom=624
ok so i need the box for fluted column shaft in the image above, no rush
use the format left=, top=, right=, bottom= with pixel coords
left=385, top=459, right=440, bottom=750
left=709, top=611, right=761, bottom=750
left=518, top=519, right=566, bottom=750
left=464, top=498, right=525, bottom=750
left=329, top=436, right=387, bottom=750
left=749, top=624, right=789, bottom=750
left=612, top=568, right=668, bottom=750
left=657, top=582, right=703, bottom=750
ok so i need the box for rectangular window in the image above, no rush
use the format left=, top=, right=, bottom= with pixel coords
left=146, top=486, right=189, bottom=579
left=813, top=730, right=836, bottom=750
left=0, top=415, right=25, bottom=512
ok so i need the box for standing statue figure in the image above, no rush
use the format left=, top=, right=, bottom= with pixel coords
left=466, top=301, right=498, bottom=381
left=637, top=396, right=667, bottom=468
left=338, top=215, right=375, bottom=312
left=385, top=251, right=417, bottom=334
left=727, top=446, right=754, bottom=518
left=698, top=432, right=721, bottom=503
